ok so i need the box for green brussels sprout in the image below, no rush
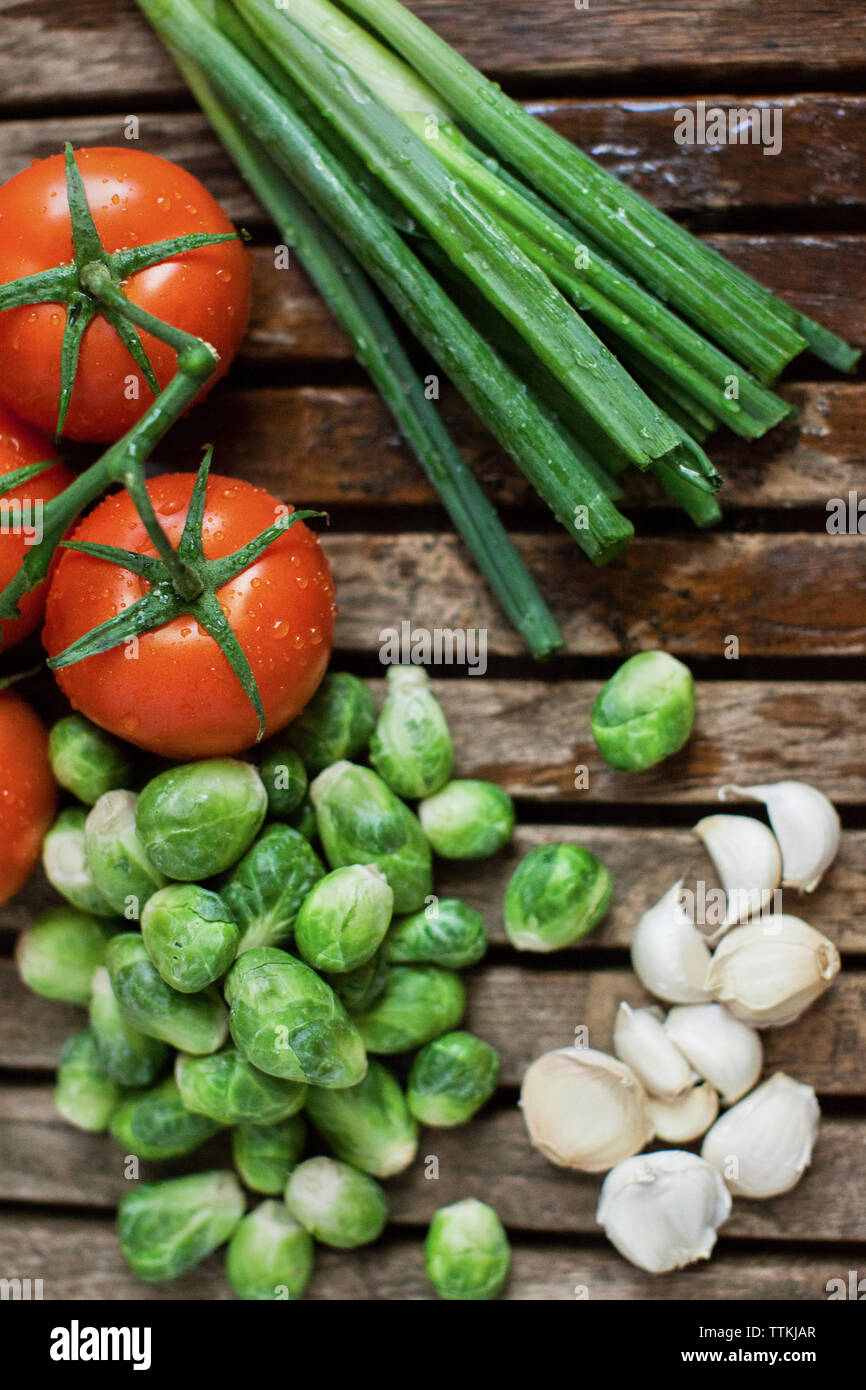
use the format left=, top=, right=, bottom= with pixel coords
left=503, top=842, right=612, bottom=952
left=352, top=965, right=466, bottom=1054
left=591, top=650, right=696, bottom=772
left=326, top=951, right=389, bottom=1014
left=136, top=759, right=268, bottom=881
left=232, top=1116, right=307, bottom=1195
left=109, top=1077, right=222, bottom=1160
left=41, top=808, right=116, bottom=918
left=305, top=1059, right=418, bottom=1178
left=48, top=714, right=132, bottom=806
left=85, top=791, right=167, bottom=920
left=106, top=934, right=229, bottom=1055
left=118, top=1170, right=245, bottom=1282
left=175, top=1048, right=307, bottom=1125
left=369, top=665, right=453, bottom=799
left=224, top=947, right=367, bottom=1088
left=294, top=864, right=393, bottom=974
left=425, top=1199, right=511, bottom=1301
left=221, top=824, right=325, bottom=954
left=259, top=742, right=308, bottom=818
left=310, top=761, right=433, bottom=913
left=54, top=1029, right=121, bottom=1132
left=16, top=907, right=114, bottom=1005
left=288, top=796, right=318, bottom=844
left=384, top=898, right=487, bottom=969
left=418, top=780, right=515, bottom=860
left=89, top=966, right=169, bottom=1088
left=140, top=885, right=239, bottom=994
left=407, top=1031, right=499, bottom=1127
left=226, top=1200, right=313, bottom=1301
left=286, top=672, right=376, bottom=773
left=285, top=1156, right=387, bottom=1249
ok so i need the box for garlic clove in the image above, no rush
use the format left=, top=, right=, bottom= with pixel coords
left=701, top=1072, right=820, bottom=1199
left=705, top=914, right=840, bottom=1027
left=719, top=781, right=840, bottom=893
left=597, top=1150, right=731, bottom=1273
left=520, top=1046, right=653, bottom=1173
left=648, top=1082, right=719, bottom=1143
left=664, top=1002, right=762, bottom=1104
left=612, top=1002, right=693, bottom=1100
left=693, top=814, right=781, bottom=931
left=630, top=880, right=713, bottom=1004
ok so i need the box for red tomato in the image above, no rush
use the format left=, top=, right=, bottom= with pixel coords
left=0, top=147, right=251, bottom=442
left=44, top=473, right=336, bottom=759
left=0, top=690, right=56, bottom=905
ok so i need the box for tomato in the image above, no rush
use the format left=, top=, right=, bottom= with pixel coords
left=0, top=690, right=57, bottom=905
left=0, top=147, right=251, bottom=442
left=43, top=473, right=336, bottom=759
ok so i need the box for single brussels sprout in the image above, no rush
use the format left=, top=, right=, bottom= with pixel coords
left=286, top=1156, right=387, bottom=1249
left=175, top=1048, right=307, bottom=1125
left=54, top=1029, right=121, bottom=1132
left=42, top=808, right=116, bottom=918
left=369, top=665, right=453, bottom=799
left=141, top=885, right=239, bottom=994
left=408, top=1031, right=499, bottom=1127
left=425, top=1199, right=511, bottom=1300
left=591, top=650, right=696, bottom=772
left=226, top=1200, right=313, bottom=1301
left=286, top=672, right=376, bottom=773
left=224, top=947, right=367, bottom=1088
left=326, top=951, right=389, bottom=1014
left=310, top=761, right=433, bottom=913
left=288, top=796, right=318, bottom=844
left=232, top=1116, right=307, bottom=1195
left=259, top=742, right=308, bottom=818
left=384, top=898, right=487, bottom=969
left=352, top=965, right=466, bottom=1055
left=48, top=714, right=132, bottom=806
left=222, top=824, right=325, bottom=954
left=503, top=842, right=613, bottom=952
left=16, top=906, right=114, bottom=1005
left=305, top=1059, right=418, bottom=1177
left=109, top=1077, right=222, bottom=1160
left=85, top=791, right=167, bottom=920
left=118, top=1170, right=245, bottom=1282
left=89, top=967, right=169, bottom=1088
left=418, top=780, right=515, bottom=860
left=136, top=760, right=268, bottom=881
left=107, top=933, right=229, bottom=1055
left=294, top=864, right=393, bottom=974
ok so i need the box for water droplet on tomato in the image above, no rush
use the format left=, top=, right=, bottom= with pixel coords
left=122, top=714, right=140, bottom=734
left=273, top=620, right=290, bottom=639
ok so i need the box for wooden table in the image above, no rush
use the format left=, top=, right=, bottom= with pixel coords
left=0, top=0, right=864, bottom=1300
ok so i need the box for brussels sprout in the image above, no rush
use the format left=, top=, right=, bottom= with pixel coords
left=591, top=650, right=696, bottom=772
left=295, top=864, right=393, bottom=974
left=16, top=907, right=114, bottom=1005
left=425, top=1199, right=511, bottom=1301
left=54, top=1029, right=121, bottom=1132
left=226, top=1200, right=313, bottom=1301
left=418, top=780, right=515, bottom=860
left=42, top=808, right=116, bottom=918
left=286, top=1156, right=387, bottom=1249
left=107, top=934, right=229, bottom=1055
left=384, top=898, right=487, bottom=969
left=85, top=791, right=167, bottom=920
left=118, top=1170, right=245, bottom=1282
left=48, top=714, right=132, bottom=806
left=141, top=885, right=239, bottom=994
left=310, top=761, right=433, bottom=913
left=288, top=796, right=318, bottom=844
left=503, top=843, right=613, bottom=952
left=89, top=967, right=169, bottom=1088
left=222, top=824, right=325, bottom=953
left=232, top=1116, right=307, bottom=1195
left=175, top=1048, right=307, bottom=1125
left=109, top=1078, right=222, bottom=1160
left=286, top=672, right=376, bottom=773
left=352, top=965, right=466, bottom=1055
left=327, top=951, right=389, bottom=1014
left=305, top=1059, right=418, bottom=1177
left=369, top=665, right=453, bottom=799
left=224, top=947, right=367, bottom=1088
left=136, top=760, right=268, bottom=881
left=259, top=742, right=308, bottom=818
left=408, top=1031, right=499, bottom=1127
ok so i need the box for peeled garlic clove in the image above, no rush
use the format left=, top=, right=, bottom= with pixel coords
left=630, top=880, right=712, bottom=1004
left=612, top=1002, right=693, bottom=1100
left=701, top=1072, right=820, bottom=1199
left=719, top=781, right=840, bottom=893
left=597, top=1150, right=731, bottom=1273
left=694, top=814, right=781, bottom=929
left=520, top=1046, right=653, bottom=1173
left=648, top=1083, right=719, bottom=1143
left=706, top=914, right=840, bottom=1027
left=664, top=1002, right=762, bottom=1104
